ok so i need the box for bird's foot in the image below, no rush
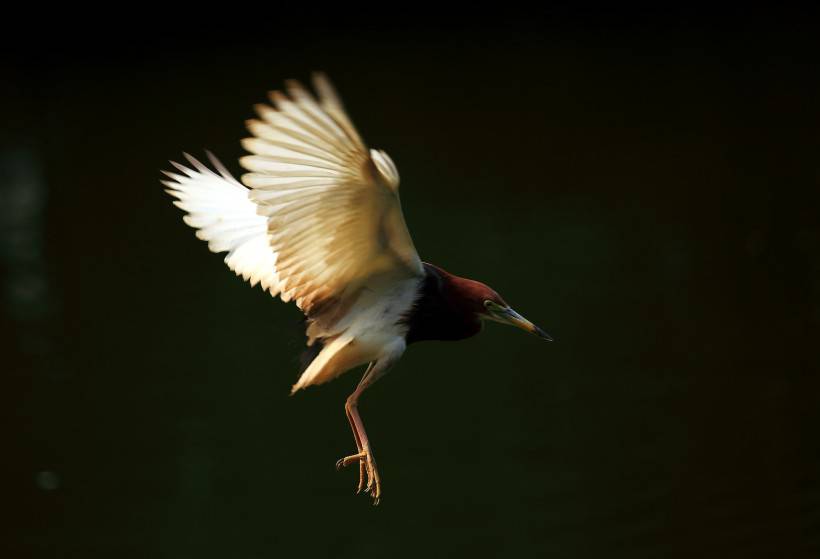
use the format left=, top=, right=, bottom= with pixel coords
left=336, top=451, right=367, bottom=494
left=335, top=446, right=381, bottom=505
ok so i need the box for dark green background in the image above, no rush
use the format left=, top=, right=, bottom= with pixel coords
left=4, top=14, right=819, bottom=558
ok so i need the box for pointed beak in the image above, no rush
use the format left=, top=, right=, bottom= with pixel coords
left=492, top=307, right=553, bottom=341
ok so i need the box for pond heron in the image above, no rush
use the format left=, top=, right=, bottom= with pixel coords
left=162, top=74, right=551, bottom=505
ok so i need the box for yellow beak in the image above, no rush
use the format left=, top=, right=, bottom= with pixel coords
left=490, top=307, right=553, bottom=341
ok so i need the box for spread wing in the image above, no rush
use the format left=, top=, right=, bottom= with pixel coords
left=163, top=73, right=423, bottom=328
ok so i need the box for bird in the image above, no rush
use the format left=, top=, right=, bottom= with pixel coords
left=162, top=73, right=551, bottom=505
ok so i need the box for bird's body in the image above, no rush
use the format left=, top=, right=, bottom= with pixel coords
left=163, top=74, right=550, bottom=504
left=293, top=274, right=418, bottom=391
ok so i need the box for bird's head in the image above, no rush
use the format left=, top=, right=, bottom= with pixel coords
left=467, top=281, right=553, bottom=341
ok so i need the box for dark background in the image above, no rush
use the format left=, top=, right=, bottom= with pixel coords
left=3, top=10, right=819, bottom=558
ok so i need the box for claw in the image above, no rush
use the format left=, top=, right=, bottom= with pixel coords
left=337, top=446, right=381, bottom=503
left=336, top=451, right=366, bottom=470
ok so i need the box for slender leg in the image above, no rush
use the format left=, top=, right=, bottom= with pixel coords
left=338, top=407, right=367, bottom=493
left=335, top=360, right=391, bottom=505
left=337, top=365, right=372, bottom=493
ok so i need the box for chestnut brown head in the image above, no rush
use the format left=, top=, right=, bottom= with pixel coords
left=441, top=269, right=552, bottom=341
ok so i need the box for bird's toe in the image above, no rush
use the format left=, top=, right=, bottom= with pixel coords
left=336, top=447, right=381, bottom=504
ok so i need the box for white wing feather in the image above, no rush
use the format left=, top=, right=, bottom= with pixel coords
left=162, top=153, right=281, bottom=294
left=163, top=74, right=422, bottom=351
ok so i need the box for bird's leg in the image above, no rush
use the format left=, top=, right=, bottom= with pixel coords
left=335, top=361, right=387, bottom=504
left=337, top=363, right=373, bottom=493
left=346, top=390, right=380, bottom=501
left=339, top=395, right=367, bottom=493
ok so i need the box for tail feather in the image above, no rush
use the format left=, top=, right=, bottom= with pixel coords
left=291, top=334, right=355, bottom=394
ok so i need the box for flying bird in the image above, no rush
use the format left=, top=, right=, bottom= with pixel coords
left=162, top=74, right=551, bottom=505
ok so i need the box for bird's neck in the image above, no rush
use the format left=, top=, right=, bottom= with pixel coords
left=403, top=263, right=483, bottom=344
left=423, top=263, right=487, bottom=314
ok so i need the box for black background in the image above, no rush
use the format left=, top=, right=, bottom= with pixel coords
left=4, top=9, right=819, bottom=558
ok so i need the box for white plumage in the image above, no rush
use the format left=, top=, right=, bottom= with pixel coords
left=162, top=74, right=436, bottom=503
left=291, top=276, right=420, bottom=392
left=162, top=153, right=281, bottom=293
left=162, top=74, right=423, bottom=396
left=163, top=73, right=551, bottom=504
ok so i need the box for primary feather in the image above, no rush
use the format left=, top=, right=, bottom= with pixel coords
left=163, top=73, right=424, bottom=392
left=162, top=152, right=281, bottom=293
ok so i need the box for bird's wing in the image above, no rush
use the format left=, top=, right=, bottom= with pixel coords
left=162, top=153, right=281, bottom=293
left=163, top=74, right=423, bottom=327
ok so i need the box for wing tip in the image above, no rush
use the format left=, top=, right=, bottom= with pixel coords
left=311, top=71, right=331, bottom=90
left=254, top=103, right=273, bottom=119
left=284, top=78, right=310, bottom=98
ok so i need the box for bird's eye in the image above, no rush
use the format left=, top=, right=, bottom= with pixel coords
left=484, top=300, right=493, bottom=308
